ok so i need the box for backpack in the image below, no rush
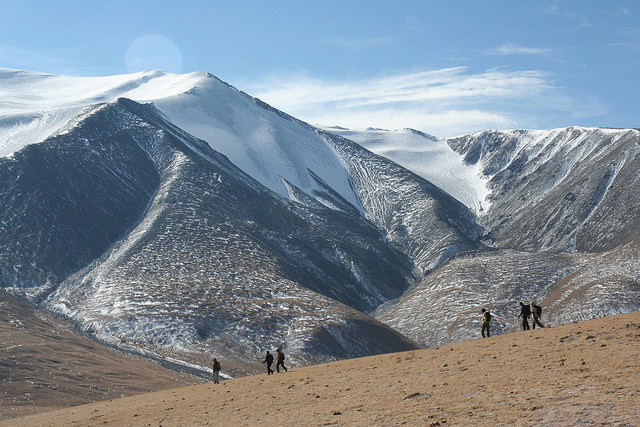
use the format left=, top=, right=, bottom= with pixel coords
left=484, top=311, right=492, bottom=322
left=535, top=305, right=542, bottom=318
left=280, top=352, right=285, bottom=361
left=214, top=361, right=221, bottom=371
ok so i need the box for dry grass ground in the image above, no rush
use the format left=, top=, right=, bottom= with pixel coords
left=0, top=291, right=203, bottom=421
left=4, top=310, right=639, bottom=426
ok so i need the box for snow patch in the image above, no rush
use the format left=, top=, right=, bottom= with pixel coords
left=324, top=127, right=490, bottom=214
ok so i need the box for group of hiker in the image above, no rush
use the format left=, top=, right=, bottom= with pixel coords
left=480, top=301, right=545, bottom=338
left=262, top=348, right=287, bottom=375
left=211, top=302, right=547, bottom=382
left=519, top=301, right=545, bottom=330
left=211, top=348, right=288, bottom=383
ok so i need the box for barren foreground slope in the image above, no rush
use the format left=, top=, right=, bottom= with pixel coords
left=7, top=311, right=639, bottom=426
left=0, top=291, right=203, bottom=421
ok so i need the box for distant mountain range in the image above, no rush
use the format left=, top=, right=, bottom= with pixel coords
left=1, top=68, right=638, bottom=376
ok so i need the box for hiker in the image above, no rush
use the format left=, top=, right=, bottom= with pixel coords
left=518, top=301, right=531, bottom=330
left=263, top=350, right=274, bottom=375
left=481, top=308, right=491, bottom=338
left=531, top=301, right=545, bottom=329
left=276, top=348, right=288, bottom=373
left=212, top=357, right=221, bottom=384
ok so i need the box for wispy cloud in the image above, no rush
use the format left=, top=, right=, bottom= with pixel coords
left=324, top=36, right=396, bottom=49
left=615, top=7, right=631, bottom=16
left=607, top=41, right=640, bottom=56
left=541, top=6, right=592, bottom=30
left=404, top=15, right=425, bottom=34
left=0, top=43, right=115, bottom=76
left=241, top=67, right=596, bottom=137
left=487, top=43, right=552, bottom=56
left=0, top=44, right=69, bottom=72
left=249, top=68, right=554, bottom=108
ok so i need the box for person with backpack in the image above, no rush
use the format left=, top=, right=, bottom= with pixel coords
left=212, top=357, right=221, bottom=384
left=530, top=301, right=545, bottom=329
left=518, top=301, right=531, bottom=330
left=276, top=348, right=288, bottom=373
left=481, top=308, right=491, bottom=338
left=262, top=350, right=274, bottom=375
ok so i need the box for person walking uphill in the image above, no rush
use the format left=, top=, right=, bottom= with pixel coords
left=263, top=350, right=274, bottom=375
left=276, top=348, right=288, bottom=373
left=212, top=357, right=221, bottom=384
left=481, top=308, right=491, bottom=338
left=531, top=301, right=545, bottom=329
left=519, top=301, right=531, bottom=330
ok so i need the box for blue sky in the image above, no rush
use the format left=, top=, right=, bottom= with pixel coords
left=1, top=0, right=638, bottom=136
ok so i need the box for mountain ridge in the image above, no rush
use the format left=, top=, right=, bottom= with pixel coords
left=1, top=68, right=639, bottom=379
left=3, top=96, right=422, bottom=376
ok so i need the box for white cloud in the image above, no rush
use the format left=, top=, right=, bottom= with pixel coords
left=487, top=43, right=552, bottom=56
left=324, top=36, right=396, bottom=49
left=0, top=44, right=118, bottom=76
left=250, top=68, right=553, bottom=108
left=0, top=44, right=75, bottom=73
left=540, top=6, right=592, bottom=29
left=241, top=67, right=593, bottom=137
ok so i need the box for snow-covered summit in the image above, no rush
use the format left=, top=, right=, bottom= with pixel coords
left=0, top=68, right=360, bottom=213
left=0, top=69, right=204, bottom=153
left=450, top=126, right=636, bottom=180
left=2, top=67, right=639, bottom=377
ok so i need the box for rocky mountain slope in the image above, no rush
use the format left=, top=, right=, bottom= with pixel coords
left=375, top=127, right=640, bottom=347
left=2, top=68, right=639, bottom=378
left=450, top=127, right=640, bottom=252
left=2, top=96, right=424, bottom=375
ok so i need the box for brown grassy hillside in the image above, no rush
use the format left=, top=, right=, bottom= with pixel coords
left=0, top=291, right=203, bottom=421
left=5, top=311, right=639, bottom=426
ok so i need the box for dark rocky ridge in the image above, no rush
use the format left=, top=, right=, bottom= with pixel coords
left=449, top=128, right=640, bottom=252
left=2, top=98, right=426, bottom=375
left=2, top=70, right=639, bottom=376
left=379, top=127, right=640, bottom=347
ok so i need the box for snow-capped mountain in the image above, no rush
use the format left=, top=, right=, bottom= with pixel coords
left=377, top=127, right=640, bottom=347
left=1, top=68, right=639, bottom=375
left=0, top=69, right=482, bottom=375
left=0, top=97, right=423, bottom=376
left=450, top=128, right=640, bottom=252
left=0, top=69, right=358, bottom=211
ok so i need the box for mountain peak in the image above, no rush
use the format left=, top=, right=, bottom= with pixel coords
left=2, top=68, right=639, bottom=384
